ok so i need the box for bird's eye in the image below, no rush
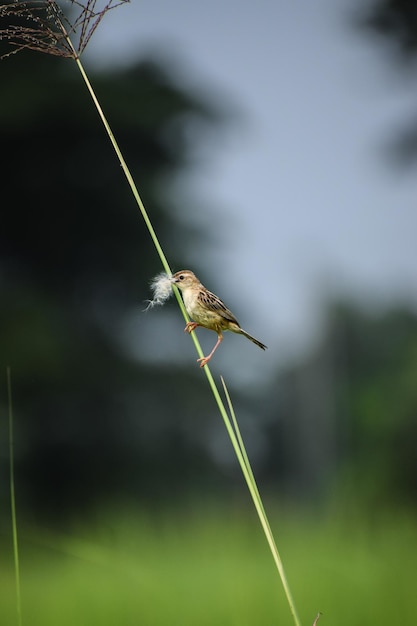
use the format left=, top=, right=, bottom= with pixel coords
left=179, top=274, right=185, bottom=280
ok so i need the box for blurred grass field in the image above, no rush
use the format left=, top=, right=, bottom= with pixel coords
left=1, top=502, right=416, bottom=626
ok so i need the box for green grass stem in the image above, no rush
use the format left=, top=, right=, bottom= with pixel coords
left=53, top=19, right=302, bottom=626
left=7, top=367, right=22, bottom=626
left=220, top=376, right=302, bottom=626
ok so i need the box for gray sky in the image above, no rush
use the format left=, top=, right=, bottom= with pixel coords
left=85, top=0, right=417, bottom=380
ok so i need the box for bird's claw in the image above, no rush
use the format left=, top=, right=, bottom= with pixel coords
left=184, top=322, right=198, bottom=334
left=197, top=356, right=210, bottom=368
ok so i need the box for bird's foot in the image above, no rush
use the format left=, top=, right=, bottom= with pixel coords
left=184, top=322, right=198, bottom=334
left=197, top=356, right=210, bottom=368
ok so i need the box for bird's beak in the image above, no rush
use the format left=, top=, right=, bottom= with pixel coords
left=170, top=275, right=177, bottom=284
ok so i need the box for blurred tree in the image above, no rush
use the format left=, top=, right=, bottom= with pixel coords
left=363, top=0, right=417, bottom=54
left=359, top=0, right=417, bottom=166
left=0, top=20, right=227, bottom=520
left=350, top=0, right=417, bottom=506
left=264, top=301, right=417, bottom=508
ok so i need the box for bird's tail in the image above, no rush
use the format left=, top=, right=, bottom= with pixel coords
left=240, top=329, right=267, bottom=351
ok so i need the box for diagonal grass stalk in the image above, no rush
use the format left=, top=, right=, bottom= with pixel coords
left=70, top=43, right=302, bottom=626
left=7, top=9, right=302, bottom=625
left=220, top=376, right=302, bottom=626
left=7, top=367, right=22, bottom=626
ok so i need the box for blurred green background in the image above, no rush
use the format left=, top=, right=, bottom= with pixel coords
left=1, top=1, right=417, bottom=624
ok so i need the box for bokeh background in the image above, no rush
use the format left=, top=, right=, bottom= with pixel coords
left=1, top=1, right=417, bottom=624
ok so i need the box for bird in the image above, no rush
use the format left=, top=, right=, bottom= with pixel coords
left=171, top=269, right=267, bottom=367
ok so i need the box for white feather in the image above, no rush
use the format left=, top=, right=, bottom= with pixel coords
left=143, top=272, right=173, bottom=310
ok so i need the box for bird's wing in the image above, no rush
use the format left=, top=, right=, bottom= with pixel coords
left=198, top=289, right=239, bottom=325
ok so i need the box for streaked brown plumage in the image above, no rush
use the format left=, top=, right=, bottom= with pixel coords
left=171, top=270, right=267, bottom=367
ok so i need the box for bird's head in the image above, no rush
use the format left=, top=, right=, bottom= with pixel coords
left=171, top=270, right=198, bottom=290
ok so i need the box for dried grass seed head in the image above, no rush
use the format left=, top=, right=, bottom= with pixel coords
left=0, top=0, right=130, bottom=60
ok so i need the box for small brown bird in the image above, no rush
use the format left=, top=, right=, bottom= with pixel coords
left=171, top=270, right=267, bottom=367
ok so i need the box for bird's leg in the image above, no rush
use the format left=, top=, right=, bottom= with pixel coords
left=197, top=333, right=223, bottom=368
left=184, top=321, right=199, bottom=334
